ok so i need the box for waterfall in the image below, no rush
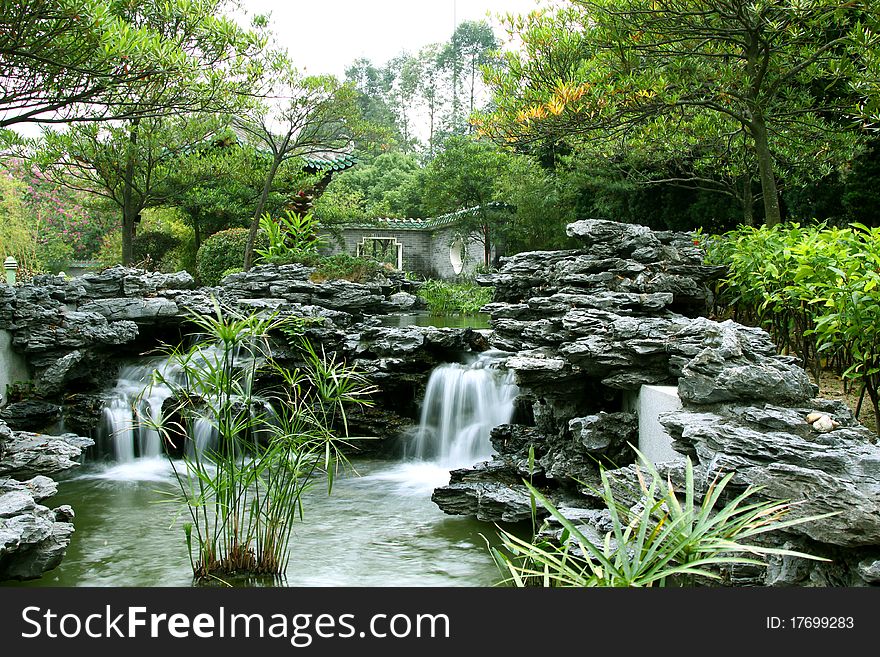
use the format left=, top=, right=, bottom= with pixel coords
left=99, top=360, right=180, bottom=462
left=97, top=346, right=274, bottom=463
left=410, top=352, right=518, bottom=469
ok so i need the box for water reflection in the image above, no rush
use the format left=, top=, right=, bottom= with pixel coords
left=6, top=459, right=510, bottom=588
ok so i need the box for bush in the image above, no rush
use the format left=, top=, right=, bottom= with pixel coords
left=706, top=222, right=880, bottom=430
left=417, top=279, right=494, bottom=314
left=196, top=228, right=267, bottom=286
left=255, top=211, right=325, bottom=265
left=492, top=449, right=831, bottom=587
left=139, top=207, right=196, bottom=274
left=310, top=254, right=383, bottom=283
left=132, top=231, right=181, bottom=270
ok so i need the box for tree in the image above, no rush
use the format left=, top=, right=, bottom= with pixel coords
left=0, top=0, right=266, bottom=131
left=316, top=151, right=424, bottom=219
left=39, top=114, right=230, bottom=261
left=234, top=70, right=359, bottom=270
left=479, top=1, right=869, bottom=226
left=34, top=0, right=266, bottom=263
left=421, top=136, right=515, bottom=266
left=438, top=20, right=499, bottom=131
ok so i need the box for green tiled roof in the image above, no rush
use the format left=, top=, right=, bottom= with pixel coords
left=301, top=152, right=358, bottom=172
left=339, top=202, right=513, bottom=231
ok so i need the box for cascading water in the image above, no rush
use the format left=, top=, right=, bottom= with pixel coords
left=99, top=360, right=181, bottom=462
left=410, top=352, right=518, bottom=469
left=97, top=344, right=276, bottom=464
left=367, top=351, right=516, bottom=493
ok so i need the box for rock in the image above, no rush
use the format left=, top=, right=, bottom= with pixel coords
left=673, top=319, right=816, bottom=404
left=123, top=270, right=195, bottom=296
left=566, top=220, right=660, bottom=257
left=33, top=350, right=85, bottom=396
left=79, top=297, right=179, bottom=322
left=0, top=401, right=62, bottom=432
left=0, top=432, right=94, bottom=480
left=858, top=558, right=880, bottom=583
left=568, top=412, right=638, bottom=455
left=0, top=475, right=58, bottom=502
left=661, top=408, right=880, bottom=547
left=388, top=292, right=420, bottom=310
left=432, top=461, right=536, bottom=523
left=13, top=312, right=138, bottom=352
left=0, top=475, right=73, bottom=581
left=0, top=490, right=35, bottom=518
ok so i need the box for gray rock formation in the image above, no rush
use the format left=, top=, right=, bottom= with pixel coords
left=434, top=218, right=880, bottom=586
left=0, top=475, right=75, bottom=580
left=0, top=430, right=94, bottom=479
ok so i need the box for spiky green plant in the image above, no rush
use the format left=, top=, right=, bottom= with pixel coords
left=491, top=449, right=834, bottom=587
left=145, top=299, right=373, bottom=582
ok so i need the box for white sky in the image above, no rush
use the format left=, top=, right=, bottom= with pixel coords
left=241, top=0, right=543, bottom=77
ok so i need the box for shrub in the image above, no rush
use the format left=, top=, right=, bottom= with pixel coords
left=707, top=223, right=880, bottom=429
left=492, top=449, right=832, bottom=587
left=310, top=254, right=383, bottom=283
left=255, top=211, right=325, bottom=265
left=196, top=228, right=267, bottom=286
left=417, top=279, right=494, bottom=314
left=132, top=231, right=181, bottom=270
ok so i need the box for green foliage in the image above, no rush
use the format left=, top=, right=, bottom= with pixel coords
left=316, top=152, right=425, bottom=219
left=0, top=172, right=38, bottom=272
left=35, top=239, right=74, bottom=275
left=0, top=0, right=268, bottom=130
left=310, top=254, right=383, bottom=284
left=479, top=1, right=869, bottom=227
left=255, top=211, right=325, bottom=265
left=417, top=279, right=494, bottom=315
left=707, top=223, right=880, bottom=429
left=196, top=227, right=267, bottom=286
left=148, top=303, right=374, bottom=581
left=492, top=449, right=832, bottom=587
left=95, top=229, right=123, bottom=268
left=132, top=231, right=181, bottom=269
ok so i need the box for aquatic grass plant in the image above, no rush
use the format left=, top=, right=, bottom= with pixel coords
left=417, top=279, right=494, bottom=315
left=491, top=449, right=834, bottom=587
left=146, top=300, right=374, bottom=582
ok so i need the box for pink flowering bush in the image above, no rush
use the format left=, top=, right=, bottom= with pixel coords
left=3, top=159, right=116, bottom=261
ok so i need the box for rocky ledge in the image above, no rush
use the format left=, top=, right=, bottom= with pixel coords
left=0, top=475, right=75, bottom=580
left=0, top=418, right=92, bottom=581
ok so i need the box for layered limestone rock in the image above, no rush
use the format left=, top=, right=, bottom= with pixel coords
left=434, top=219, right=880, bottom=586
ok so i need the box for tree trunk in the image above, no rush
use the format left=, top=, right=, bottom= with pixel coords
left=193, top=212, right=202, bottom=251
left=751, top=114, right=782, bottom=226
left=121, top=119, right=140, bottom=265
left=742, top=176, right=754, bottom=226
left=244, top=156, right=280, bottom=271
left=482, top=222, right=491, bottom=267
left=469, top=58, right=476, bottom=132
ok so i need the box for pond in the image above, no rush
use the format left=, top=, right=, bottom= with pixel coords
left=5, top=457, right=510, bottom=588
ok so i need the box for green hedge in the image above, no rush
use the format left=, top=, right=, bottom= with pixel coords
left=196, top=228, right=266, bottom=286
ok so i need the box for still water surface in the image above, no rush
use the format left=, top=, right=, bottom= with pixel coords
left=8, top=458, right=507, bottom=587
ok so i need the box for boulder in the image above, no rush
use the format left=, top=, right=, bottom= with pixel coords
left=0, top=476, right=74, bottom=581
left=0, top=431, right=94, bottom=480
left=0, top=400, right=62, bottom=432
left=661, top=406, right=880, bottom=547
left=79, top=297, right=179, bottom=322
